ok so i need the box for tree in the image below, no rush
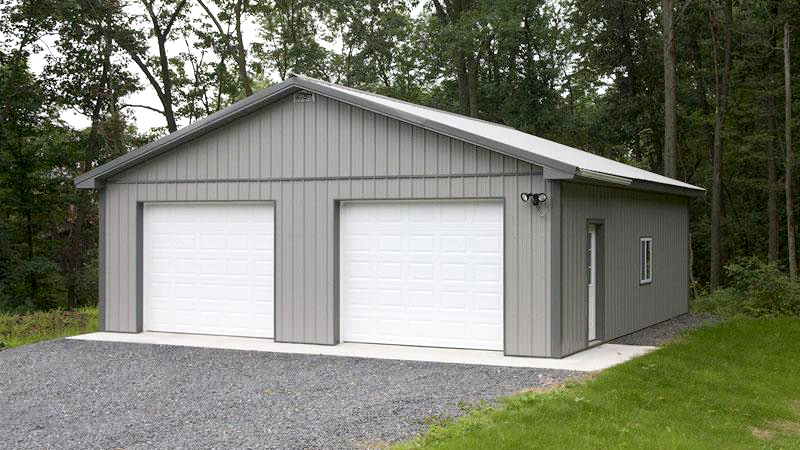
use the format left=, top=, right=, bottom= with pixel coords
left=326, top=0, right=425, bottom=96
left=252, top=0, right=332, bottom=80
left=0, top=0, right=65, bottom=309
left=44, top=0, right=138, bottom=307
left=662, top=0, right=678, bottom=179
left=768, top=94, right=780, bottom=262
left=3, top=0, right=800, bottom=311
left=708, top=0, right=732, bottom=290
left=113, top=0, right=189, bottom=133
left=785, top=22, right=796, bottom=278
left=429, top=0, right=489, bottom=117
left=0, top=57, right=66, bottom=310
left=568, top=0, right=663, bottom=165
left=197, top=0, right=253, bottom=97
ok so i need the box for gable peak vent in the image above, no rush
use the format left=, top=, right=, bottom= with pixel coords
left=294, top=91, right=315, bottom=103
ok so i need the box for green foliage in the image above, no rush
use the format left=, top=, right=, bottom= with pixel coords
left=727, top=258, right=800, bottom=316
left=395, top=318, right=800, bottom=449
left=0, top=306, right=98, bottom=348
left=1, top=0, right=800, bottom=315
left=693, top=257, right=800, bottom=317
left=0, top=2, right=141, bottom=312
left=251, top=0, right=333, bottom=81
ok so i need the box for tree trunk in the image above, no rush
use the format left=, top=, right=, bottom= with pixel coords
left=467, top=55, right=479, bottom=118
left=709, top=0, right=732, bottom=291
left=662, top=0, right=677, bottom=179
left=710, top=95, right=723, bottom=290
left=430, top=0, right=474, bottom=117
left=68, top=45, right=109, bottom=309
left=234, top=0, right=253, bottom=97
left=689, top=232, right=697, bottom=298
left=26, top=208, right=37, bottom=301
left=456, top=52, right=469, bottom=115
left=785, top=22, right=797, bottom=279
left=156, top=37, right=178, bottom=133
left=768, top=94, right=780, bottom=262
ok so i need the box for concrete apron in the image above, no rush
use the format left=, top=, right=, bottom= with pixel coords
left=68, top=332, right=655, bottom=372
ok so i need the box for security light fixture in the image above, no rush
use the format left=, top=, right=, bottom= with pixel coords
left=520, top=192, right=547, bottom=205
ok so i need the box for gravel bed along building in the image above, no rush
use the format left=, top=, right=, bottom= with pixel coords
left=610, top=313, right=721, bottom=346
left=0, top=339, right=577, bottom=450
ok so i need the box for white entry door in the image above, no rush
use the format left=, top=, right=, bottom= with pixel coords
left=340, top=200, right=504, bottom=351
left=144, top=202, right=275, bottom=338
left=588, top=224, right=597, bottom=341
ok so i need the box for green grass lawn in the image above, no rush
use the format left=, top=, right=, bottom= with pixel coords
left=0, top=307, right=98, bottom=349
left=397, top=317, right=800, bottom=450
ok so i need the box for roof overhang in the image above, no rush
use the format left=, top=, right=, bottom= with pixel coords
left=573, top=170, right=705, bottom=197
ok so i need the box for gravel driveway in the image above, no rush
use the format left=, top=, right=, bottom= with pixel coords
left=0, top=339, right=576, bottom=450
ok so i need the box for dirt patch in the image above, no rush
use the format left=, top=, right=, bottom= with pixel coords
left=751, top=400, right=800, bottom=440
left=352, top=439, right=393, bottom=450
left=751, top=420, right=800, bottom=440
left=516, top=372, right=594, bottom=396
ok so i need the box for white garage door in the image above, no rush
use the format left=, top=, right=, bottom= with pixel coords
left=340, top=200, right=504, bottom=350
left=144, top=202, right=274, bottom=338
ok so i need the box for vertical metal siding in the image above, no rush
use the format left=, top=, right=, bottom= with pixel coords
left=560, top=182, right=689, bottom=356
left=103, top=94, right=554, bottom=355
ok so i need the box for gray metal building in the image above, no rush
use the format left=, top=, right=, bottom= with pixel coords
left=75, top=75, right=703, bottom=358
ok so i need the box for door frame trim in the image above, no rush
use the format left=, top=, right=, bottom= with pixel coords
left=585, top=218, right=605, bottom=344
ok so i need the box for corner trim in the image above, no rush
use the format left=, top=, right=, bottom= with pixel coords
left=98, top=189, right=106, bottom=331
left=136, top=202, right=144, bottom=332
left=333, top=200, right=341, bottom=344
left=548, top=180, right=562, bottom=358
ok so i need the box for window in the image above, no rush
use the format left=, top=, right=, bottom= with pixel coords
left=640, top=237, right=652, bottom=284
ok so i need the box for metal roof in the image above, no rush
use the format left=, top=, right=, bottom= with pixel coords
left=75, top=74, right=704, bottom=196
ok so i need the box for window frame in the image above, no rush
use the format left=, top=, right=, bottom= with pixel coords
left=639, top=237, right=653, bottom=284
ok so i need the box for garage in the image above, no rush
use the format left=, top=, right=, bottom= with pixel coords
left=78, top=75, right=700, bottom=357
left=143, top=202, right=275, bottom=338
left=340, top=200, right=504, bottom=350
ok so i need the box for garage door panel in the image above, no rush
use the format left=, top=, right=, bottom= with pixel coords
left=341, top=200, right=503, bottom=351
left=408, top=235, right=435, bottom=252
left=144, top=202, right=274, bottom=338
left=409, top=290, right=435, bottom=309
left=252, top=234, right=273, bottom=251
left=474, top=323, right=502, bottom=341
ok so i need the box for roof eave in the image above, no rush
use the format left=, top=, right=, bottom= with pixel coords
left=630, top=179, right=706, bottom=197
left=571, top=173, right=705, bottom=197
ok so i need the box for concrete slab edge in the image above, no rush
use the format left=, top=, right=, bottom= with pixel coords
left=67, top=332, right=656, bottom=372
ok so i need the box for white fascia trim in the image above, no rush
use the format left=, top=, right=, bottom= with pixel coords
left=576, top=169, right=633, bottom=186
